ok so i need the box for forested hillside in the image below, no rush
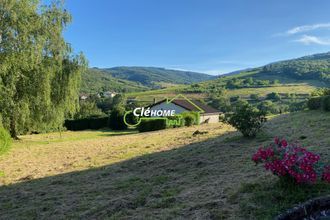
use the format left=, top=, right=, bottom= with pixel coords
left=102, top=67, right=214, bottom=87
left=81, top=67, right=214, bottom=93
left=81, top=68, right=147, bottom=93
left=216, top=52, right=330, bottom=86
left=261, top=52, right=330, bottom=83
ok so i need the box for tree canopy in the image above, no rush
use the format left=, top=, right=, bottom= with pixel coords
left=0, top=0, right=86, bottom=138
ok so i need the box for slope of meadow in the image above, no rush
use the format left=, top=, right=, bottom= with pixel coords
left=127, top=83, right=315, bottom=103
left=0, top=111, right=329, bottom=219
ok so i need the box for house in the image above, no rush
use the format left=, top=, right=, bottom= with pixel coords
left=79, top=93, right=89, bottom=100
left=103, top=91, right=117, bottom=98
left=148, top=97, right=221, bottom=124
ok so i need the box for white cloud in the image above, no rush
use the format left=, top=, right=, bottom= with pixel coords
left=286, top=23, right=330, bottom=35
left=295, top=35, right=330, bottom=45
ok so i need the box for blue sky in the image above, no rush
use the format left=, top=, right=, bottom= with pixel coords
left=62, top=0, right=330, bottom=75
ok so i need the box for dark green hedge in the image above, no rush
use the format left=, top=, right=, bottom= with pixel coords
left=137, top=118, right=167, bottom=132
left=322, top=95, right=330, bottom=111
left=307, top=95, right=330, bottom=111
left=181, top=111, right=200, bottom=126
left=307, top=96, right=322, bottom=110
left=65, top=116, right=109, bottom=131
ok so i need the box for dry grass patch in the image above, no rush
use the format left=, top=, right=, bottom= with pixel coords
left=0, top=124, right=234, bottom=185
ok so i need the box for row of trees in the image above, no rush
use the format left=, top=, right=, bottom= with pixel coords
left=0, top=0, right=86, bottom=138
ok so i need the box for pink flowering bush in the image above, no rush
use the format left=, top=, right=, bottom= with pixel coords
left=252, top=137, right=330, bottom=184
left=323, top=166, right=330, bottom=183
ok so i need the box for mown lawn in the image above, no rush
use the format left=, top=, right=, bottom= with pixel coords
left=0, top=111, right=329, bottom=219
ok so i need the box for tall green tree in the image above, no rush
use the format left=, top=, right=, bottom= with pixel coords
left=0, top=0, right=86, bottom=138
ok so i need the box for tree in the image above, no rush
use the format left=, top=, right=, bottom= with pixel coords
left=266, top=92, right=281, bottom=101
left=108, top=107, right=127, bottom=130
left=226, top=104, right=267, bottom=138
left=210, top=97, right=232, bottom=112
left=250, top=94, right=259, bottom=100
left=112, top=94, right=125, bottom=108
left=257, top=100, right=279, bottom=115
left=74, top=101, right=104, bottom=119
left=0, top=0, right=86, bottom=138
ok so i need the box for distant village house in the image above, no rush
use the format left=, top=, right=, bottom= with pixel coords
left=79, top=93, right=89, bottom=100
left=103, top=91, right=117, bottom=98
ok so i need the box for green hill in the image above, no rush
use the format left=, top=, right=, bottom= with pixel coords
left=102, top=66, right=215, bottom=87
left=80, top=68, right=148, bottom=93
left=126, top=52, right=330, bottom=104
left=82, top=52, right=330, bottom=96
left=81, top=67, right=214, bottom=94
left=218, top=51, right=330, bottom=86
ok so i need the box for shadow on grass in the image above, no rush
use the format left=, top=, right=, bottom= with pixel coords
left=1, top=130, right=247, bottom=219
left=97, top=129, right=138, bottom=137
left=1, top=112, right=329, bottom=219
left=230, top=177, right=330, bottom=220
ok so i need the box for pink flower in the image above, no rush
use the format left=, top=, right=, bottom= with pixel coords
left=281, top=139, right=288, bottom=147
left=252, top=137, right=329, bottom=185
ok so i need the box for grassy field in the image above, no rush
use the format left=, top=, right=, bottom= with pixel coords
left=0, top=111, right=329, bottom=219
left=127, top=83, right=315, bottom=103
left=226, top=83, right=315, bottom=97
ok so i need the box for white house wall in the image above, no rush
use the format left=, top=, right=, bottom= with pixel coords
left=200, top=114, right=219, bottom=124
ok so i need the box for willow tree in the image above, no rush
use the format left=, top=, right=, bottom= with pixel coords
left=0, top=0, right=86, bottom=138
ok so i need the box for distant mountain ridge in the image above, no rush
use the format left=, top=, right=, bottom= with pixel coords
left=81, top=66, right=214, bottom=93
left=81, top=52, right=330, bottom=94
left=81, top=68, right=147, bottom=94
left=103, top=66, right=215, bottom=86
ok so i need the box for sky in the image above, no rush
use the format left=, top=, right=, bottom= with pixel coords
left=61, top=0, right=330, bottom=75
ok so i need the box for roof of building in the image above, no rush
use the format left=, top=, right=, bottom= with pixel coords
left=149, top=99, right=220, bottom=114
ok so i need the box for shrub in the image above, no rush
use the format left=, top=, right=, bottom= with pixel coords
left=323, top=166, right=330, bottom=183
left=252, top=138, right=330, bottom=184
left=230, top=96, right=240, bottom=102
left=226, top=104, right=266, bottom=138
left=209, top=97, right=231, bottom=112
left=65, top=116, right=109, bottom=131
left=181, top=111, right=199, bottom=126
left=137, top=118, right=167, bottom=132
left=266, top=92, right=281, bottom=101
left=89, top=117, right=109, bottom=129
left=250, top=94, right=259, bottom=100
left=74, top=101, right=104, bottom=119
left=0, top=127, right=11, bottom=155
left=183, top=115, right=194, bottom=126
left=307, top=96, right=322, bottom=110
left=321, top=95, right=330, bottom=111
left=311, top=88, right=330, bottom=97
left=289, top=101, right=306, bottom=112
left=108, top=108, right=127, bottom=130
left=257, top=100, right=279, bottom=115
